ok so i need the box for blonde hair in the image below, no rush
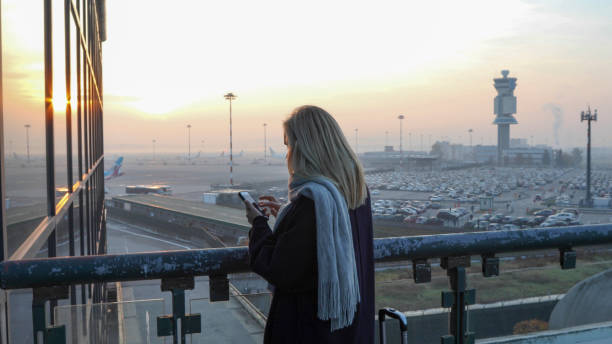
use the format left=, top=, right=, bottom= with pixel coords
left=284, top=105, right=367, bottom=209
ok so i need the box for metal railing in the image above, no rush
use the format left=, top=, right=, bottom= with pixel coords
left=0, top=224, right=610, bottom=343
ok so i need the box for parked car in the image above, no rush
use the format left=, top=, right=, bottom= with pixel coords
left=534, top=209, right=555, bottom=217
left=489, top=214, right=505, bottom=223
left=502, top=224, right=520, bottom=231
left=415, top=216, right=428, bottom=224
left=540, top=220, right=567, bottom=227
left=488, top=223, right=501, bottom=231
left=424, top=217, right=444, bottom=226
left=403, top=215, right=417, bottom=223
left=561, top=208, right=579, bottom=216
left=479, top=214, right=492, bottom=221
left=548, top=212, right=575, bottom=222
left=475, top=220, right=489, bottom=230
left=501, top=216, right=514, bottom=224
left=428, top=203, right=442, bottom=209
left=527, top=216, right=547, bottom=227
left=512, top=217, right=530, bottom=226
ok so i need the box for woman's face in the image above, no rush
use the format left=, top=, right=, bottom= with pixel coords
left=284, top=131, right=293, bottom=174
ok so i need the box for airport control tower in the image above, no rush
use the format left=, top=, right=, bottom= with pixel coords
left=493, top=70, right=518, bottom=164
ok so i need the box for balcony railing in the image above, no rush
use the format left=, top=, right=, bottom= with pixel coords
left=1, top=224, right=611, bottom=344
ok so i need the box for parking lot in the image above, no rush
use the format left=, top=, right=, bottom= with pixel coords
left=366, top=167, right=612, bottom=230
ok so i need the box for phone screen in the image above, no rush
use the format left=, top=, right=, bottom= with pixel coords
left=239, top=192, right=267, bottom=217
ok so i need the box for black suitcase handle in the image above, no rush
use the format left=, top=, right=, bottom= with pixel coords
left=378, top=307, right=408, bottom=344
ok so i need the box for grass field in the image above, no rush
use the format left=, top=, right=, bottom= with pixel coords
left=375, top=250, right=612, bottom=311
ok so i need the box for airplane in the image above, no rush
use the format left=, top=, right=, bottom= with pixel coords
left=269, top=147, right=286, bottom=159
left=104, top=156, right=124, bottom=180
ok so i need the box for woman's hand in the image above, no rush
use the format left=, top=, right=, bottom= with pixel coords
left=243, top=199, right=264, bottom=225
left=259, top=195, right=282, bottom=218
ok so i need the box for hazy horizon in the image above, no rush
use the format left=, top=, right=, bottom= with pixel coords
left=3, top=0, right=611, bottom=156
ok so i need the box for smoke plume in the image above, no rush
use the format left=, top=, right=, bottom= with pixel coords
left=543, top=103, right=563, bottom=146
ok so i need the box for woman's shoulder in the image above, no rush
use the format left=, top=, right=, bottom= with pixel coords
left=289, top=195, right=315, bottom=213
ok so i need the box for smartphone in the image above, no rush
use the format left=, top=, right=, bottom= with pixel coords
left=238, top=191, right=267, bottom=217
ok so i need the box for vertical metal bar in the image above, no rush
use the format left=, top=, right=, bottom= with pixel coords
left=0, top=2, right=11, bottom=342
left=44, top=0, right=60, bottom=329
left=0, top=0, right=8, bottom=263
left=586, top=118, right=591, bottom=205
left=32, top=301, right=46, bottom=344
left=229, top=99, right=233, bottom=185
left=65, top=0, right=76, bottom=310
left=44, top=0, right=55, bottom=219
left=75, top=0, right=86, bottom=306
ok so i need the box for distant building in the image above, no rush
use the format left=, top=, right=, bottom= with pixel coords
left=502, top=147, right=553, bottom=165
left=384, top=145, right=394, bottom=152
left=510, top=138, right=528, bottom=148
left=474, top=145, right=498, bottom=163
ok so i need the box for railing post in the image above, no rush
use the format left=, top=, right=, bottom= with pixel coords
left=560, top=248, right=576, bottom=270
left=441, top=256, right=475, bottom=344
left=412, top=259, right=432, bottom=284
left=32, top=286, right=69, bottom=344
left=157, top=276, right=201, bottom=343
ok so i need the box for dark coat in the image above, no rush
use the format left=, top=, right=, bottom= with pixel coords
left=249, top=195, right=374, bottom=344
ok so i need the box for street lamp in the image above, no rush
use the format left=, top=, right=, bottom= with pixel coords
left=152, top=139, right=156, bottom=160
left=263, top=123, right=267, bottom=161
left=186, top=124, right=192, bottom=160
left=24, top=124, right=31, bottom=162
left=408, top=132, right=412, bottom=152
left=581, top=107, right=598, bottom=207
left=420, top=133, right=423, bottom=152
left=398, top=115, right=405, bottom=173
left=224, top=92, right=237, bottom=185
left=385, top=130, right=389, bottom=148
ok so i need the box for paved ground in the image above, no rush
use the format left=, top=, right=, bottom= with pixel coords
left=107, top=219, right=265, bottom=343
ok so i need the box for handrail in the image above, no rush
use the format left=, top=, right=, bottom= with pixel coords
left=1, top=224, right=611, bottom=290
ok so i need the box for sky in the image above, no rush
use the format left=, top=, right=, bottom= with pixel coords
left=2, top=0, right=612, bottom=155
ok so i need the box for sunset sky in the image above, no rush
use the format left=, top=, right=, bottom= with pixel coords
left=2, top=0, right=612, bottom=155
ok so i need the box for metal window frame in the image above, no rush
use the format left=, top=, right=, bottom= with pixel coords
left=0, top=1, right=106, bottom=342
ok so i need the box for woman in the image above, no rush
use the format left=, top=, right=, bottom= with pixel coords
left=243, top=105, right=374, bottom=343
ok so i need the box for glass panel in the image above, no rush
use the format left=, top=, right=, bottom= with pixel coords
left=55, top=298, right=165, bottom=344
left=188, top=295, right=267, bottom=344
left=2, top=0, right=47, bottom=258
left=71, top=20, right=79, bottom=187
left=52, top=0, right=68, bottom=202
left=8, top=289, right=34, bottom=344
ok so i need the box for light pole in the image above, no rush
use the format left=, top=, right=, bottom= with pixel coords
left=408, top=132, right=412, bottom=152
left=420, top=133, right=423, bottom=152
left=385, top=131, right=389, bottom=148
left=468, top=129, right=473, bottom=147
left=468, top=129, right=473, bottom=159
left=355, top=128, right=359, bottom=155
left=186, top=124, right=192, bottom=160
left=24, top=124, right=31, bottom=162
left=581, top=107, right=597, bottom=207
left=263, top=123, right=267, bottom=161
left=398, top=115, right=404, bottom=173
left=152, top=139, right=156, bottom=160
left=224, top=92, right=237, bottom=185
